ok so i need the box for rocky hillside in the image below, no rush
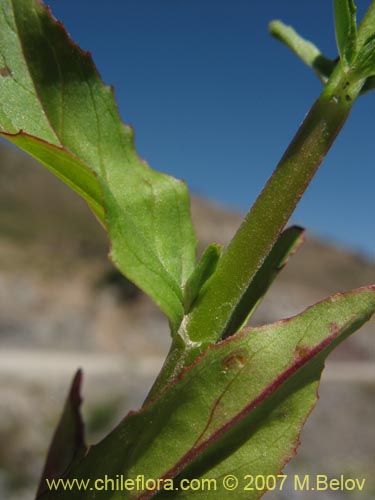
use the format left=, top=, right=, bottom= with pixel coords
left=0, top=142, right=374, bottom=499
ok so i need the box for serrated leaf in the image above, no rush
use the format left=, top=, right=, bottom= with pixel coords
left=36, top=370, right=86, bottom=498
left=222, top=225, right=305, bottom=338
left=37, top=286, right=375, bottom=500
left=0, top=0, right=196, bottom=328
left=333, top=0, right=357, bottom=65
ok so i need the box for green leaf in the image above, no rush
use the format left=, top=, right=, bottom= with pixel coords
left=36, top=370, right=86, bottom=498
left=352, top=37, right=375, bottom=79
left=222, top=225, right=305, bottom=338
left=269, top=20, right=336, bottom=83
left=183, top=244, right=222, bottom=313
left=269, top=8, right=375, bottom=96
left=37, top=286, right=375, bottom=500
left=2, top=132, right=105, bottom=222
left=156, top=353, right=327, bottom=500
left=361, top=74, right=375, bottom=94
left=354, top=0, right=375, bottom=49
left=350, top=1, right=375, bottom=90
left=0, top=0, right=196, bottom=329
left=333, top=0, right=357, bottom=65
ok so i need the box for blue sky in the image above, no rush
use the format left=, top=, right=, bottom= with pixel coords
left=46, top=0, right=374, bottom=257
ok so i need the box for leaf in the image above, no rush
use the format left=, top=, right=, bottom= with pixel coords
left=350, top=2, right=375, bottom=88
left=269, top=20, right=336, bottom=83
left=222, top=225, right=304, bottom=338
left=36, top=370, right=86, bottom=498
left=361, top=74, right=375, bottom=94
left=269, top=8, right=375, bottom=96
left=183, top=244, right=222, bottom=313
left=352, top=37, right=375, bottom=79
left=2, top=132, right=105, bottom=221
left=333, top=0, right=357, bottom=65
left=37, top=286, right=375, bottom=499
left=356, top=0, right=375, bottom=49
left=0, top=0, right=196, bottom=329
left=156, top=352, right=326, bottom=500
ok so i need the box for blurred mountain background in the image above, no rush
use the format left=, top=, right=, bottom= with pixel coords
left=0, top=141, right=374, bottom=499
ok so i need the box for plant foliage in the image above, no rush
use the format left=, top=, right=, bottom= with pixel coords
left=0, top=0, right=374, bottom=499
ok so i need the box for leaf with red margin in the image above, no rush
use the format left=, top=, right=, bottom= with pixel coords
left=0, top=0, right=196, bottom=330
left=37, top=286, right=375, bottom=500
left=36, top=370, right=86, bottom=498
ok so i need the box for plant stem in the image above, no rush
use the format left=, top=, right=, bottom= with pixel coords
left=145, top=64, right=364, bottom=404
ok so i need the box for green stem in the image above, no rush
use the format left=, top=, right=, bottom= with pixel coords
left=184, top=68, right=361, bottom=343
left=145, top=65, right=364, bottom=404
